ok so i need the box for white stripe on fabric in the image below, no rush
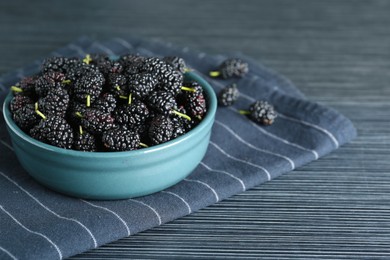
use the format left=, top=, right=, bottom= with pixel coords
left=161, top=191, right=192, bottom=214
left=207, top=74, right=340, bottom=149
left=68, top=43, right=87, bottom=56
left=0, top=172, right=98, bottom=248
left=226, top=106, right=319, bottom=159
left=0, top=140, right=14, bottom=152
left=0, top=205, right=62, bottom=259
left=91, top=42, right=116, bottom=56
left=200, top=162, right=246, bottom=191
left=81, top=200, right=131, bottom=236
left=215, top=120, right=295, bottom=170
left=113, top=38, right=134, bottom=50
left=0, top=246, right=17, bottom=260
left=247, top=116, right=319, bottom=159
left=278, top=113, right=340, bottom=148
left=209, top=141, right=271, bottom=181
left=183, top=179, right=219, bottom=202
left=129, top=199, right=162, bottom=225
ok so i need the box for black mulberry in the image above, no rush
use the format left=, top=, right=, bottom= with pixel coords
left=92, top=93, right=117, bottom=113
left=127, top=73, right=158, bottom=99
left=66, top=101, right=88, bottom=126
left=42, top=57, right=81, bottom=74
left=12, top=103, right=40, bottom=131
left=12, top=76, right=37, bottom=97
left=10, top=95, right=34, bottom=113
left=102, top=127, right=140, bottom=151
left=113, top=99, right=149, bottom=128
left=218, top=83, right=239, bottom=106
left=148, top=115, right=173, bottom=145
left=90, top=54, right=123, bottom=76
left=37, top=87, right=70, bottom=117
left=73, top=127, right=97, bottom=152
left=73, top=70, right=105, bottom=104
left=173, top=106, right=199, bottom=132
left=81, top=109, right=115, bottom=135
left=106, top=73, right=127, bottom=97
left=147, top=91, right=177, bottom=116
left=30, top=116, right=74, bottom=149
left=248, top=100, right=277, bottom=125
left=180, top=82, right=207, bottom=119
left=156, top=69, right=183, bottom=96
left=170, top=111, right=186, bottom=139
left=163, top=56, right=187, bottom=74
left=34, top=71, right=66, bottom=97
left=143, top=57, right=170, bottom=76
left=210, top=58, right=249, bottom=79
left=119, top=54, right=146, bottom=73
left=64, top=62, right=96, bottom=83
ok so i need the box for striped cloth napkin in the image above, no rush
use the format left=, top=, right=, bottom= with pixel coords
left=0, top=36, right=357, bottom=259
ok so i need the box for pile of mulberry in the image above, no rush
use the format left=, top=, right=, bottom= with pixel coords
left=8, top=53, right=208, bottom=151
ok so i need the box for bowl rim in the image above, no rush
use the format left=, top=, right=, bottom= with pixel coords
left=2, top=71, right=217, bottom=158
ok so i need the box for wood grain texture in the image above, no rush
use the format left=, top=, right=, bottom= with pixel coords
left=1, top=0, right=389, bottom=258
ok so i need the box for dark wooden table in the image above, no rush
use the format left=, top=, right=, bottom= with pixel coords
left=1, top=0, right=389, bottom=258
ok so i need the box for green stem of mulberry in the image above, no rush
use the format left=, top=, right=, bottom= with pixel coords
left=11, top=86, right=23, bottom=93
left=34, top=102, right=47, bottom=120
left=139, top=142, right=148, bottom=148
left=209, top=71, right=220, bottom=77
left=115, top=85, right=121, bottom=91
left=184, top=68, right=192, bottom=73
left=79, top=125, right=83, bottom=135
left=62, top=79, right=71, bottom=85
left=128, top=93, right=132, bottom=105
left=83, top=54, right=92, bottom=65
left=119, top=93, right=133, bottom=104
left=86, top=95, right=91, bottom=107
left=75, top=112, right=83, bottom=118
left=171, top=110, right=191, bottom=121
left=181, top=86, right=196, bottom=92
left=238, top=110, right=251, bottom=115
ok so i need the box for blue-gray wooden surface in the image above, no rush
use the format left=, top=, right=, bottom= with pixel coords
left=1, top=0, right=389, bottom=258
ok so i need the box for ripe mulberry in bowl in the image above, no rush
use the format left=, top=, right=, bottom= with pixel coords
left=2, top=54, right=217, bottom=200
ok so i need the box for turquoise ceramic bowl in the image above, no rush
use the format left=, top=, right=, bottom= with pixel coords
left=2, top=72, right=217, bottom=200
